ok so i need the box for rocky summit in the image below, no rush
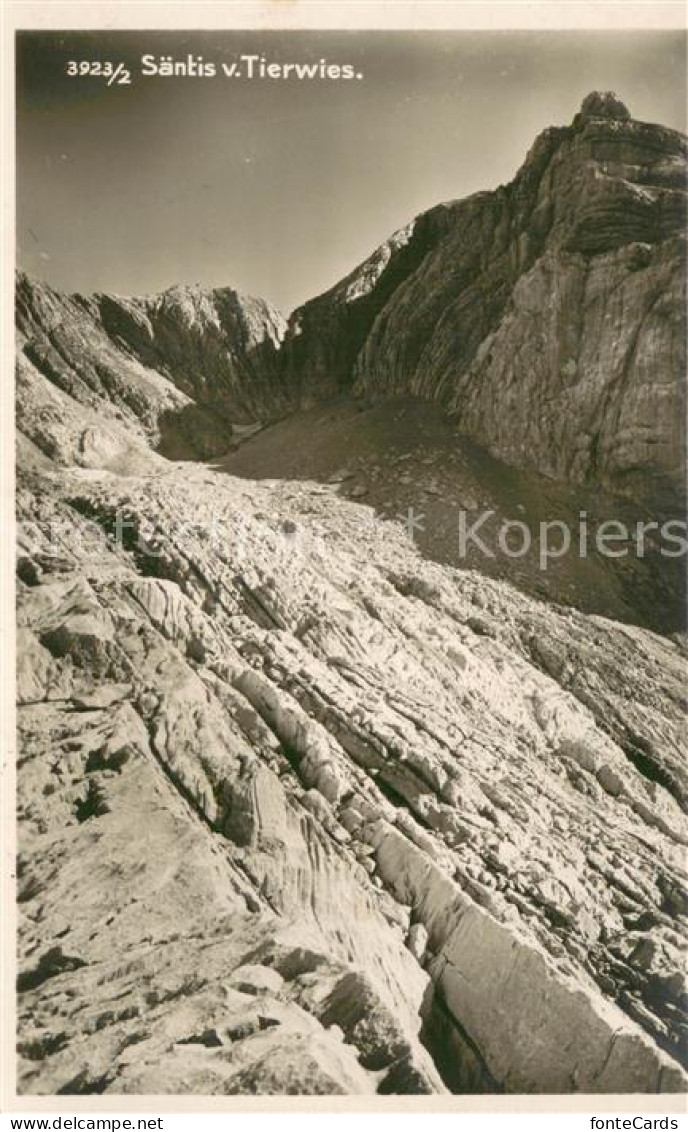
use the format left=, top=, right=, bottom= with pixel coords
left=281, top=92, right=687, bottom=506
left=14, top=93, right=688, bottom=1096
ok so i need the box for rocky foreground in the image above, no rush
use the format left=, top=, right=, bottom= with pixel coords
left=16, top=445, right=688, bottom=1094
left=282, top=92, right=687, bottom=505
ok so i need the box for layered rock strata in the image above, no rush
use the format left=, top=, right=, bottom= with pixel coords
left=16, top=457, right=688, bottom=1093
left=281, top=93, right=687, bottom=504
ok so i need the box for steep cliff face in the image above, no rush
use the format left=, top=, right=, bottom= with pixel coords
left=16, top=273, right=289, bottom=466
left=281, top=93, right=687, bottom=503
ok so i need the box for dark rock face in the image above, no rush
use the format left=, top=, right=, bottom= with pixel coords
left=93, top=284, right=288, bottom=424
left=13, top=90, right=688, bottom=1097
left=280, top=94, right=687, bottom=504
left=16, top=273, right=288, bottom=465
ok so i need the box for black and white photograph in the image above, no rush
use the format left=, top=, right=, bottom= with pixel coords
left=4, top=0, right=688, bottom=1111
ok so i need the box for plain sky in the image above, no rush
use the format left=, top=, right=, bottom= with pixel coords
left=16, top=30, right=687, bottom=315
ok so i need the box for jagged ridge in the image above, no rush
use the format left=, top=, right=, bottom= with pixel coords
left=16, top=272, right=289, bottom=466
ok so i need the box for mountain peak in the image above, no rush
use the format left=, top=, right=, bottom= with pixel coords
left=576, top=90, right=631, bottom=121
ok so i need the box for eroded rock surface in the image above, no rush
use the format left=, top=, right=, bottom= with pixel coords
left=16, top=458, right=688, bottom=1094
